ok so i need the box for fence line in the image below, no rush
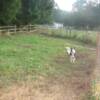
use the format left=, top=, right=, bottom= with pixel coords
left=0, top=25, right=42, bottom=35
left=0, top=24, right=96, bottom=34
left=0, top=24, right=97, bottom=46
left=0, top=25, right=71, bottom=34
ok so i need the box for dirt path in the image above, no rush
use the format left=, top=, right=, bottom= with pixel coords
left=0, top=69, right=93, bottom=100
left=0, top=77, right=84, bottom=100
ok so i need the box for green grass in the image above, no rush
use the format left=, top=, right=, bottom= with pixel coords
left=0, top=33, right=95, bottom=87
left=42, top=28, right=97, bottom=46
left=0, top=33, right=96, bottom=99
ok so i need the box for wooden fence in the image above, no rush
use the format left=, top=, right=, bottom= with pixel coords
left=0, top=25, right=97, bottom=42
left=0, top=24, right=93, bottom=35
left=0, top=25, right=44, bottom=35
left=0, top=24, right=64, bottom=36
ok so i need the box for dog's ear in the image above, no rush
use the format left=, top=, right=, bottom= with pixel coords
left=65, top=47, right=71, bottom=55
left=65, top=47, right=70, bottom=50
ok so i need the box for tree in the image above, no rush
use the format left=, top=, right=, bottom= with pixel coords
left=71, top=0, right=100, bottom=29
left=53, top=9, right=68, bottom=24
left=16, top=0, right=54, bottom=25
left=37, top=0, right=54, bottom=24
left=73, top=0, right=87, bottom=11
left=0, top=0, right=21, bottom=25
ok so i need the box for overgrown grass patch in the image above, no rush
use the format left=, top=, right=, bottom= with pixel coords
left=42, top=28, right=97, bottom=46
left=0, top=33, right=95, bottom=84
left=0, top=33, right=96, bottom=99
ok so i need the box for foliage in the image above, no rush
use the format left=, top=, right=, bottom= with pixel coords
left=44, top=28, right=96, bottom=45
left=0, top=0, right=21, bottom=25
left=0, top=0, right=54, bottom=25
left=0, top=33, right=94, bottom=86
left=53, top=0, right=100, bottom=29
left=15, top=0, right=54, bottom=25
left=53, top=9, right=68, bottom=24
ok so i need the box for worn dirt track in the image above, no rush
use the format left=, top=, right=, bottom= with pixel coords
left=0, top=76, right=89, bottom=100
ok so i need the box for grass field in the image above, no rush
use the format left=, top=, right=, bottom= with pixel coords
left=0, top=33, right=96, bottom=100
left=42, top=28, right=97, bottom=45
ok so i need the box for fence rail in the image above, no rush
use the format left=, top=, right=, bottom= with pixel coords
left=0, top=24, right=97, bottom=45
left=0, top=25, right=42, bottom=35
left=0, top=24, right=96, bottom=34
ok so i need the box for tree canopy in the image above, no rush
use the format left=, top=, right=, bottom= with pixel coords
left=0, top=0, right=54, bottom=25
left=53, top=0, right=100, bottom=29
left=1, top=0, right=100, bottom=29
left=0, top=0, right=21, bottom=25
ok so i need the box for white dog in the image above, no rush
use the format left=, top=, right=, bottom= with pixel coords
left=65, top=47, right=76, bottom=63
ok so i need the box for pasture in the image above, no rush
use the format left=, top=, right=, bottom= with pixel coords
left=0, top=32, right=96, bottom=100
left=42, top=27, right=97, bottom=45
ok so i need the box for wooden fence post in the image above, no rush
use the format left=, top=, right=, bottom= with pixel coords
left=15, top=25, right=16, bottom=34
left=29, top=24, right=31, bottom=32
left=7, top=26, right=10, bottom=36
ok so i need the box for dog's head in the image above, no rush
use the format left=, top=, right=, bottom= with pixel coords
left=65, top=47, right=71, bottom=55
left=65, top=47, right=76, bottom=55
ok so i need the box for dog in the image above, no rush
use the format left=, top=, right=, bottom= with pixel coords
left=65, top=47, right=76, bottom=63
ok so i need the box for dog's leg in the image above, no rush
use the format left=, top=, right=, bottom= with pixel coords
left=70, top=56, right=73, bottom=63
left=73, top=57, right=76, bottom=63
left=70, top=56, right=76, bottom=63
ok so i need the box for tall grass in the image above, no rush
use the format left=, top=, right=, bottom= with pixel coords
left=0, top=33, right=93, bottom=85
left=40, top=27, right=97, bottom=46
